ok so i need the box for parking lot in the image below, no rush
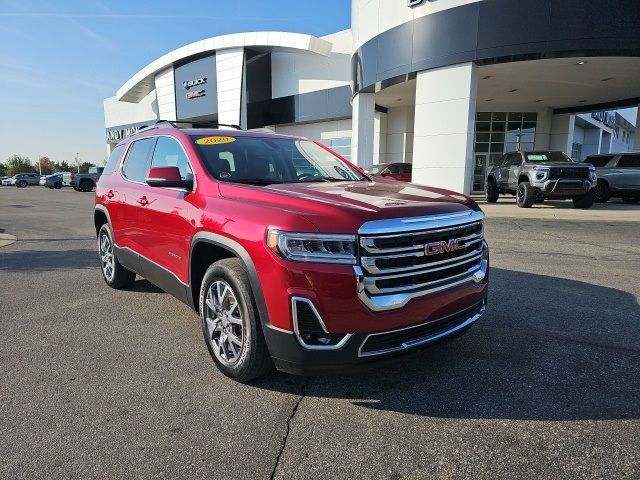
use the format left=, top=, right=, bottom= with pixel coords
left=1, top=187, right=639, bottom=479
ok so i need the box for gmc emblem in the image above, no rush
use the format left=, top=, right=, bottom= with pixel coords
left=425, top=239, right=463, bottom=256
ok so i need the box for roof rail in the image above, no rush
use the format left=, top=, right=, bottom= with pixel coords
left=130, top=120, right=242, bottom=137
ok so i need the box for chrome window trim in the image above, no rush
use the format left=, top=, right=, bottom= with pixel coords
left=119, top=134, right=197, bottom=192
left=357, top=300, right=486, bottom=357
left=291, top=296, right=352, bottom=351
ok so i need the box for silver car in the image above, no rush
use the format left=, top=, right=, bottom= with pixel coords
left=587, top=153, right=640, bottom=204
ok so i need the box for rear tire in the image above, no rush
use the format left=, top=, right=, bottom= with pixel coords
left=73, top=186, right=81, bottom=191
left=485, top=179, right=499, bottom=203
left=81, top=180, right=94, bottom=192
left=199, top=258, right=273, bottom=382
left=98, top=223, right=135, bottom=289
left=594, top=181, right=611, bottom=203
left=572, top=189, right=596, bottom=209
left=516, top=182, right=536, bottom=208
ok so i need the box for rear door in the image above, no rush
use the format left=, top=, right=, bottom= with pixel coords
left=136, top=135, right=196, bottom=290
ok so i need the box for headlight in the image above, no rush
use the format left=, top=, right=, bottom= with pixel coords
left=266, top=228, right=357, bottom=264
left=533, top=166, right=549, bottom=180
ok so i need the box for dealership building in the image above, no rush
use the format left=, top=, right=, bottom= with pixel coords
left=104, top=0, right=640, bottom=195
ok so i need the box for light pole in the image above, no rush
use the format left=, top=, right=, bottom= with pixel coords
left=75, top=152, right=80, bottom=173
left=37, top=155, right=42, bottom=175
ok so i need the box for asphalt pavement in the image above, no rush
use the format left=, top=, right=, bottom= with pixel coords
left=1, top=186, right=639, bottom=479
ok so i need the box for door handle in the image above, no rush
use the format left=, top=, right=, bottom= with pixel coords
left=137, top=196, right=149, bottom=206
left=106, top=190, right=114, bottom=199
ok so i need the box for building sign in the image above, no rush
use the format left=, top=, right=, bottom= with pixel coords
left=105, top=121, right=154, bottom=144
left=186, top=89, right=206, bottom=99
left=591, top=111, right=615, bottom=129
left=183, top=77, right=207, bottom=89
left=408, top=0, right=435, bottom=6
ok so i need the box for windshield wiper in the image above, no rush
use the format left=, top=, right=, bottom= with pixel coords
left=232, top=178, right=283, bottom=185
left=301, top=176, right=350, bottom=183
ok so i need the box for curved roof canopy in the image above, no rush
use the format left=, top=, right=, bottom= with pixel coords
left=117, top=31, right=332, bottom=103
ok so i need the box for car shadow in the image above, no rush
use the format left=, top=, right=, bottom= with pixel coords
left=0, top=249, right=97, bottom=271
left=253, top=267, right=640, bottom=421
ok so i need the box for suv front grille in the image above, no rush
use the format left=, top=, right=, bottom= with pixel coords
left=358, top=214, right=485, bottom=298
left=548, top=167, right=589, bottom=179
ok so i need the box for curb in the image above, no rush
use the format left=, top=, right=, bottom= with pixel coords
left=0, top=233, right=17, bottom=248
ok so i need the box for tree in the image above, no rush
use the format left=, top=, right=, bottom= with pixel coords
left=5, top=154, right=33, bottom=176
left=37, top=156, right=56, bottom=175
left=0, top=162, right=7, bottom=177
left=78, top=161, right=96, bottom=173
left=57, top=160, right=71, bottom=172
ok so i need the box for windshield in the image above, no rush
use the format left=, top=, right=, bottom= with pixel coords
left=525, top=151, right=573, bottom=163
left=191, top=135, right=365, bottom=185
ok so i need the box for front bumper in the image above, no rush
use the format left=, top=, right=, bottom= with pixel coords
left=535, top=178, right=594, bottom=196
left=264, top=297, right=487, bottom=375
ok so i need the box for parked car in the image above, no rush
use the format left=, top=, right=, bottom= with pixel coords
left=95, top=122, right=489, bottom=381
left=586, top=152, right=640, bottom=204
left=71, top=167, right=104, bottom=192
left=365, top=162, right=412, bottom=182
left=485, top=151, right=597, bottom=208
left=0, top=176, right=10, bottom=186
left=42, top=172, right=73, bottom=189
left=12, top=173, right=41, bottom=188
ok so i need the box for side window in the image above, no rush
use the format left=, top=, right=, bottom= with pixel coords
left=501, top=154, right=512, bottom=166
left=103, top=145, right=124, bottom=175
left=150, top=137, right=192, bottom=179
left=401, top=163, right=412, bottom=174
left=388, top=164, right=401, bottom=174
left=509, top=154, right=522, bottom=166
left=617, top=154, right=640, bottom=168
left=586, top=155, right=614, bottom=168
left=122, top=137, right=156, bottom=182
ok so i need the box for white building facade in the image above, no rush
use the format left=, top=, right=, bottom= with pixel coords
left=105, top=0, right=640, bottom=195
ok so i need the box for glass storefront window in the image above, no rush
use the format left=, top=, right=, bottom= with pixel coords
left=472, top=111, right=538, bottom=193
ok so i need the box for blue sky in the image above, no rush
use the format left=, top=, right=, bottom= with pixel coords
left=0, top=0, right=351, bottom=165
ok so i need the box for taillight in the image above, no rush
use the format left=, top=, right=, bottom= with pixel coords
left=71, top=173, right=75, bottom=180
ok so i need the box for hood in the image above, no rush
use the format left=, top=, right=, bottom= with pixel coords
left=218, top=179, right=479, bottom=233
left=531, top=162, right=590, bottom=168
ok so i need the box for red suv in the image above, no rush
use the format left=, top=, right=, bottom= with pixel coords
left=95, top=122, right=488, bottom=381
left=365, top=162, right=412, bottom=182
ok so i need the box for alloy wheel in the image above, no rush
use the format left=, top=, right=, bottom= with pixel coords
left=99, top=232, right=115, bottom=282
left=204, top=280, right=245, bottom=365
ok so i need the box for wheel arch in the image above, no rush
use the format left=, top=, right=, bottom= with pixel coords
left=189, top=232, right=271, bottom=329
left=518, top=174, right=530, bottom=184
left=94, top=205, right=111, bottom=237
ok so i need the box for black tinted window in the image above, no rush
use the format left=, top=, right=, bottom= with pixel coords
left=617, top=155, right=640, bottom=168
left=388, top=164, right=401, bottom=174
left=122, top=138, right=156, bottom=182
left=103, top=145, right=125, bottom=175
left=586, top=155, right=614, bottom=168
left=508, top=154, right=522, bottom=166
left=400, top=163, right=412, bottom=173
left=151, top=137, right=192, bottom=179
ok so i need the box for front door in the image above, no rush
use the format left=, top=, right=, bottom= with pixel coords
left=472, top=154, right=489, bottom=193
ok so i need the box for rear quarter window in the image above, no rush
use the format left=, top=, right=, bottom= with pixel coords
left=616, top=154, right=640, bottom=168
left=586, top=156, right=614, bottom=168
left=103, top=145, right=125, bottom=175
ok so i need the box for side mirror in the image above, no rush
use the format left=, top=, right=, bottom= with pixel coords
left=145, top=166, right=193, bottom=190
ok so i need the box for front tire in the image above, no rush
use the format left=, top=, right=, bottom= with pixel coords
left=485, top=179, right=499, bottom=203
left=98, top=223, right=135, bottom=289
left=199, top=258, right=273, bottom=382
left=54, top=181, right=62, bottom=189
left=572, top=189, right=596, bottom=209
left=16, top=180, right=27, bottom=188
left=516, top=182, right=536, bottom=208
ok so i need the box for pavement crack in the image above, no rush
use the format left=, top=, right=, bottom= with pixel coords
left=270, top=377, right=311, bottom=480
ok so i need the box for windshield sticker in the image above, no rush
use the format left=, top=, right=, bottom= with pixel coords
left=196, top=136, right=236, bottom=145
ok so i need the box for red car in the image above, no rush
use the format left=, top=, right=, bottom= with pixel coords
left=95, top=122, right=488, bottom=381
left=365, top=162, right=412, bottom=182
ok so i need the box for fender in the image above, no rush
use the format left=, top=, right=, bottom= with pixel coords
left=189, top=232, right=272, bottom=329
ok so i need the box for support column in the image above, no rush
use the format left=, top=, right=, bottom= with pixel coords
left=549, top=113, right=575, bottom=155
left=634, top=105, right=640, bottom=150
left=351, top=92, right=376, bottom=168
left=412, top=62, right=477, bottom=195
left=216, top=48, right=244, bottom=127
